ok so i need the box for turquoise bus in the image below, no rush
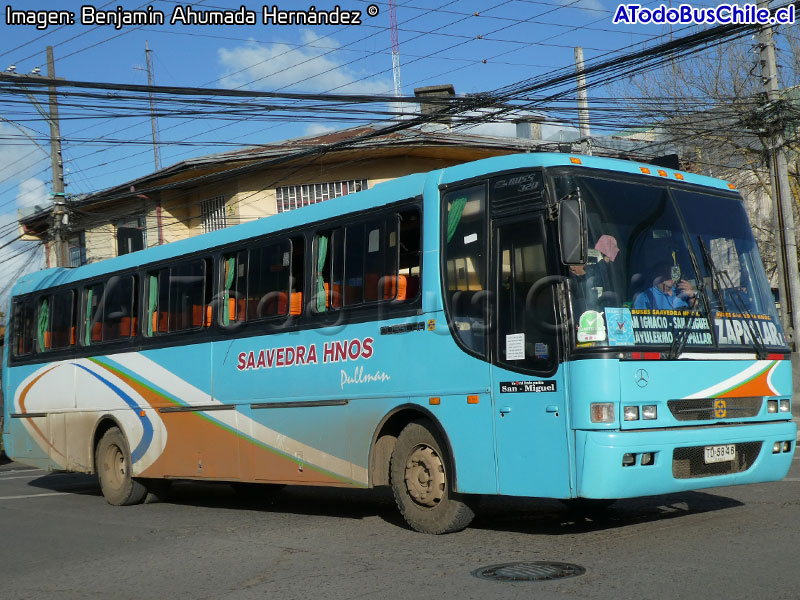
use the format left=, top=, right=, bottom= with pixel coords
left=2, top=153, right=795, bottom=534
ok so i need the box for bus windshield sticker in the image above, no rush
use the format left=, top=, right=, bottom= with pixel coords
left=605, top=307, right=635, bottom=346
left=534, top=342, right=548, bottom=360
left=463, top=233, right=478, bottom=245
left=500, top=380, right=557, bottom=393
left=505, top=333, right=525, bottom=360
left=576, top=310, right=606, bottom=343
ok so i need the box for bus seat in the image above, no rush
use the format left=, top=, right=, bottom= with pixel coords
left=91, top=321, right=102, bottom=342
left=290, top=292, right=302, bottom=315
left=332, top=283, right=342, bottom=308
left=70, top=326, right=76, bottom=345
left=380, top=275, right=407, bottom=300
left=43, top=330, right=51, bottom=350
left=191, top=305, right=208, bottom=328
left=118, top=316, right=136, bottom=337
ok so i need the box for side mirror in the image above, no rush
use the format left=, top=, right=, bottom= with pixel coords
left=558, top=198, right=587, bottom=265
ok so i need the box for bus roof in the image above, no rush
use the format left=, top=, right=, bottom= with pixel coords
left=10, top=152, right=734, bottom=296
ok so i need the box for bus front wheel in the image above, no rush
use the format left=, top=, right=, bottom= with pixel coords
left=390, top=421, right=475, bottom=534
left=95, top=427, right=147, bottom=506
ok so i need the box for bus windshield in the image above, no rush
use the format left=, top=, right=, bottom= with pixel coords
left=557, top=173, right=788, bottom=352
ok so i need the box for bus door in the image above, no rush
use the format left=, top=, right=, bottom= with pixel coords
left=490, top=214, right=572, bottom=498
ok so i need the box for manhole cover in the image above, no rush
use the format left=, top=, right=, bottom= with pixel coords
left=472, top=561, right=586, bottom=582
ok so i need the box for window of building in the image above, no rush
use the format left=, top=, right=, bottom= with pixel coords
left=117, top=217, right=147, bottom=256
left=200, top=196, right=227, bottom=233
left=147, top=258, right=212, bottom=334
left=276, top=179, right=367, bottom=213
left=68, top=232, right=86, bottom=267
left=84, top=275, right=138, bottom=344
left=38, top=289, right=76, bottom=351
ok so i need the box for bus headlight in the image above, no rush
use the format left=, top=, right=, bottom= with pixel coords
left=591, top=403, right=615, bottom=423
left=623, top=406, right=639, bottom=421
left=768, top=400, right=778, bottom=413
left=779, top=399, right=790, bottom=413
left=642, top=405, right=658, bottom=420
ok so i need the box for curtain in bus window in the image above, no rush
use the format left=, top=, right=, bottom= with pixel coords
left=222, top=256, right=236, bottom=325
left=316, top=234, right=328, bottom=312
left=37, top=297, right=49, bottom=351
left=12, top=300, right=34, bottom=356
left=147, top=274, right=158, bottom=336
left=84, top=285, right=100, bottom=345
left=447, top=196, right=467, bottom=243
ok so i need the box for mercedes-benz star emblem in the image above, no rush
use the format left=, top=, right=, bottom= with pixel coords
left=635, top=368, right=650, bottom=388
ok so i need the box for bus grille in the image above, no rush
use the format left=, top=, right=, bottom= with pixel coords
left=667, top=397, right=762, bottom=421
left=672, top=442, right=762, bottom=479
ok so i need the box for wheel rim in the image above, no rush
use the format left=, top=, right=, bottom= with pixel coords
left=103, top=444, right=126, bottom=491
left=404, top=444, right=446, bottom=508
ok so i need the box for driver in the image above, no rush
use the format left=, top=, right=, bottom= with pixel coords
left=634, top=260, right=698, bottom=310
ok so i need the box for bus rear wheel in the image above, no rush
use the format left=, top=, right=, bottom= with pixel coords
left=390, top=421, right=475, bottom=534
left=95, top=427, right=147, bottom=506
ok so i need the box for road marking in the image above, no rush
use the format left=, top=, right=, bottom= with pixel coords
left=0, top=492, right=71, bottom=500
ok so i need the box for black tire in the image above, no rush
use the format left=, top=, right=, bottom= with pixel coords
left=390, top=420, right=475, bottom=534
left=95, top=427, right=147, bottom=506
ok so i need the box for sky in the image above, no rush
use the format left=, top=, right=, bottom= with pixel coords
left=0, top=0, right=716, bottom=312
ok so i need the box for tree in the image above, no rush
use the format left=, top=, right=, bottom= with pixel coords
left=615, top=26, right=800, bottom=283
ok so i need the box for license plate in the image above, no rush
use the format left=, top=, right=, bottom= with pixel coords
left=704, top=444, right=736, bottom=464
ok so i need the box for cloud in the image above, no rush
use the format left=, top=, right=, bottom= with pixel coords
left=560, top=0, right=606, bottom=12
left=304, top=123, right=337, bottom=136
left=0, top=123, right=49, bottom=183
left=16, top=178, right=49, bottom=208
left=217, top=30, right=393, bottom=95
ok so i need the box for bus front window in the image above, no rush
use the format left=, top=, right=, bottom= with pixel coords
left=554, top=172, right=788, bottom=352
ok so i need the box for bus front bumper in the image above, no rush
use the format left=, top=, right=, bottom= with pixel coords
left=575, top=421, right=797, bottom=499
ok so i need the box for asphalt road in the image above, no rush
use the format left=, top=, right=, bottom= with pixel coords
left=1, top=455, right=799, bottom=600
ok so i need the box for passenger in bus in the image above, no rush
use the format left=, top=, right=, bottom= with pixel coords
left=633, top=260, right=698, bottom=310
left=569, top=234, right=620, bottom=313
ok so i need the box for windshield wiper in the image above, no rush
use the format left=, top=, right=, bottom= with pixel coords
left=697, top=237, right=767, bottom=359
left=668, top=232, right=715, bottom=360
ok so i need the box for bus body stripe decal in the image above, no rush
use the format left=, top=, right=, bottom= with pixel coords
left=75, top=364, right=153, bottom=463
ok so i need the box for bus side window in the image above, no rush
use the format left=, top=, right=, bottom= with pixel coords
left=148, top=258, right=210, bottom=334
left=84, top=276, right=137, bottom=344
left=11, top=298, right=34, bottom=357
left=314, top=228, right=343, bottom=312
left=39, top=290, right=76, bottom=351
left=442, top=185, right=487, bottom=356
left=246, top=239, right=293, bottom=320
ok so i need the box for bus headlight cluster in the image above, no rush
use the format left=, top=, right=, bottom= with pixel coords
left=767, top=399, right=790, bottom=413
left=590, top=403, right=615, bottom=423
left=780, top=399, right=791, bottom=413
left=773, top=441, right=793, bottom=453
left=623, top=405, right=657, bottom=421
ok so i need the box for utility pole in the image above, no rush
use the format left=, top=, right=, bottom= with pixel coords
left=757, top=1, right=800, bottom=388
left=45, top=46, right=68, bottom=268
left=574, top=47, right=591, bottom=155
left=145, top=41, right=161, bottom=171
